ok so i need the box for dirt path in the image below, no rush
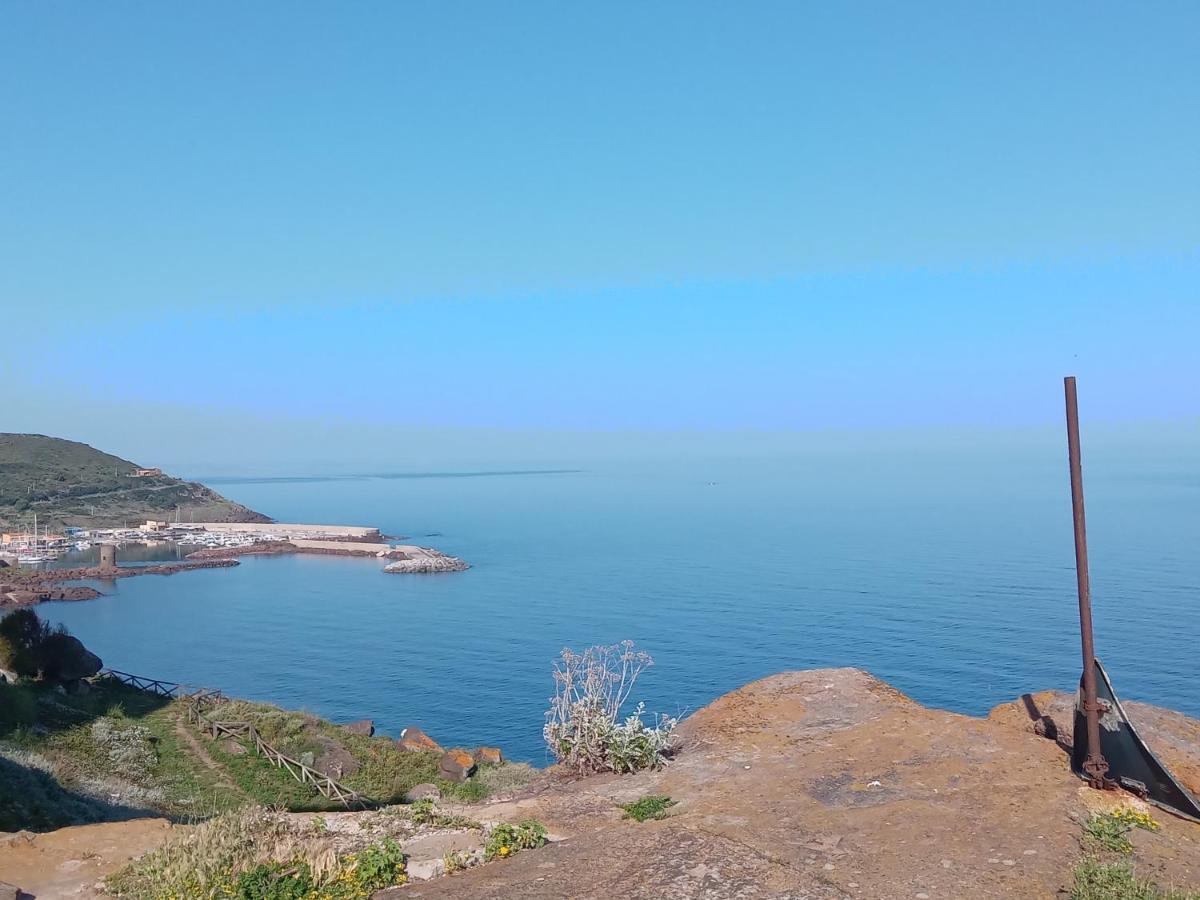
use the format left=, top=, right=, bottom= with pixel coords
left=173, top=712, right=246, bottom=799
left=0, top=819, right=172, bottom=899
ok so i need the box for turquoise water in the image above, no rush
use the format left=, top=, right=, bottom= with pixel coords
left=41, top=446, right=1198, bottom=763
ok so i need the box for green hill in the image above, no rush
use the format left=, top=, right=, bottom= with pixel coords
left=0, top=434, right=269, bottom=529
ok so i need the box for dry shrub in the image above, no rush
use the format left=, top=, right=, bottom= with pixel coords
left=543, top=640, right=677, bottom=774
left=107, top=806, right=339, bottom=897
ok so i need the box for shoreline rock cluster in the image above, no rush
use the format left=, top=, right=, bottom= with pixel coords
left=383, top=550, right=470, bottom=574
left=394, top=725, right=505, bottom=788
left=0, top=560, right=239, bottom=609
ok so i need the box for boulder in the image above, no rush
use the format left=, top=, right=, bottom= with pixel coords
left=342, top=719, right=375, bottom=737
left=438, top=749, right=476, bottom=783
left=0, top=881, right=19, bottom=900
left=313, top=736, right=360, bottom=779
left=41, top=634, right=102, bottom=681
left=299, top=751, right=316, bottom=768
left=473, top=747, right=503, bottom=765
left=405, top=783, right=442, bottom=803
left=398, top=726, right=443, bottom=754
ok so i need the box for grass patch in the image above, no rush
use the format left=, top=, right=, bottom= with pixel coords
left=1082, top=808, right=1161, bottom=855
left=107, top=806, right=410, bottom=899
left=204, top=698, right=512, bottom=805
left=384, top=798, right=481, bottom=831
left=484, top=820, right=548, bottom=860
left=1071, top=859, right=1200, bottom=900
left=2, top=679, right=529, bottom=831
left=620, top=794, right=676, bottom=822
left=0, top=680, right=235, bottom=829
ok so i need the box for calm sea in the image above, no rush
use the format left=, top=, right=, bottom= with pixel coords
left=41, top=445, right=1199, bottom=763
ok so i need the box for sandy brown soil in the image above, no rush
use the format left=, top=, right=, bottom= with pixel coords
left=0, top=819, right=171, bottom=898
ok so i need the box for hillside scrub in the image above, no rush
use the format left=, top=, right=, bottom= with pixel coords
left=544, top=640, right=677, bottom=774
left=106, top=806, right=410, bottom=899
left=0, top=609, right=97, bottom=681
left=206, top=698, right=529, bottom=805
left=0, top=432, right=268, bottom=528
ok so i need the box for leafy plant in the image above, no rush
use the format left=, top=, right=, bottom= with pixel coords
left=234, top=861, right=315, bottom=899
left=1083, top=808, right=1160, bottom=855
left=620, top=794, right=676, bottom=822
left=0, top=609, right=54, bottom=678
left=543, top=641, right=677, bottom=774
left=350, top=838, right=407, bottom=890
left=485, top=820, right=548, bottom=860
left=1071, top=859, right=1199, bottom=900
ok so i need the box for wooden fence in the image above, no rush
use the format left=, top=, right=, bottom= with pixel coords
left=101, top=669, right=182, bottom=697
left=104, top=669, right=365, bottom=807
left=183, top=692, right=365, bottom=806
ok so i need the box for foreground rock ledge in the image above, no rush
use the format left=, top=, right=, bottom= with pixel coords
left=401, top=668, right=1200, bottom=900
left=4, top=669, right=1198, bottom=899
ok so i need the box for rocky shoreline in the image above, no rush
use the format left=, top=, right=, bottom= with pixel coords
left=383, top=551, right=470, bottom=574
left=0, top=559, right=240, bottom=609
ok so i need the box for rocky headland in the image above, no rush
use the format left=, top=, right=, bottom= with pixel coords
left=0, top=433, right=269, bottom=530
left=3, top=668, right=1198, bottom=898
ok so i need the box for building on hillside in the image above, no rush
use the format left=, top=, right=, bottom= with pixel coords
left=129, top=468, right=162, bottom=477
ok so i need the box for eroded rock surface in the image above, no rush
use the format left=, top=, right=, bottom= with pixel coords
left=411, top=669, right=1200, bottom=899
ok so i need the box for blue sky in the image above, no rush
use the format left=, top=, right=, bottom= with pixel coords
left=2, top=3, right=1197, bottom=469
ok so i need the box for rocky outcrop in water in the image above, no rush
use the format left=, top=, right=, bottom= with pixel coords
left=383, top=550, right=469, bottom=574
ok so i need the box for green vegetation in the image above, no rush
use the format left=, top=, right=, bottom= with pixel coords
left=397, top=798, right=481, bottom=830
left=1069, top=807, right=1195, bottom=900
left=0, top=608, right=95, bottom=680
left=619, top=794, right=676, bottom=822
left=0, top=432, right=268, bottom=529
left=1082, top=808, right=1160, bottom=855
left=1071, top=859, right=1200, bottom=900
left=204, top=698, right=533, bottom=808
left=1, top=669, right=534, bottom=832
left=0, top=677, right=241, bottom=831
left=107, top=806, right=410, bottom=899
left=484, top=820, right=548, bottom=860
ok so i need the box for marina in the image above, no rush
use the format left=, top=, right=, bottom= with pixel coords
left=0, top=518, right=467, bottom=572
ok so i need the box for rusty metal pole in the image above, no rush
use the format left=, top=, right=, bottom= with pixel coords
left=1064, top=376, right=1113, bottom=789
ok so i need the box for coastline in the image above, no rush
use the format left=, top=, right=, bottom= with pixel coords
left=0, top=559, right=241, bottom=609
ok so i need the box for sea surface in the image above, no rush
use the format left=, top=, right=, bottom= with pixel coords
left=41, top=446, right=1199, bottom=763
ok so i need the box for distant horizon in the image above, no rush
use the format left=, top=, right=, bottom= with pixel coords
left=4, top=4, right=1197, bottom=457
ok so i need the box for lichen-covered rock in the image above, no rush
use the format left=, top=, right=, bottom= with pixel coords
left=313, top=736, right=360, bottom=779
left=342, top=719, right=375, bottom=736
left=438, top=749, right=476, bottom=782
left=405, top=783, right=442, bottom=802
left=473, top=747, right=503, bottom=765
left=398, top=726, right=443, bottom=754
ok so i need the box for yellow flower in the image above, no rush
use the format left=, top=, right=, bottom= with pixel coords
left=499, top=846, right=511, bottom=857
